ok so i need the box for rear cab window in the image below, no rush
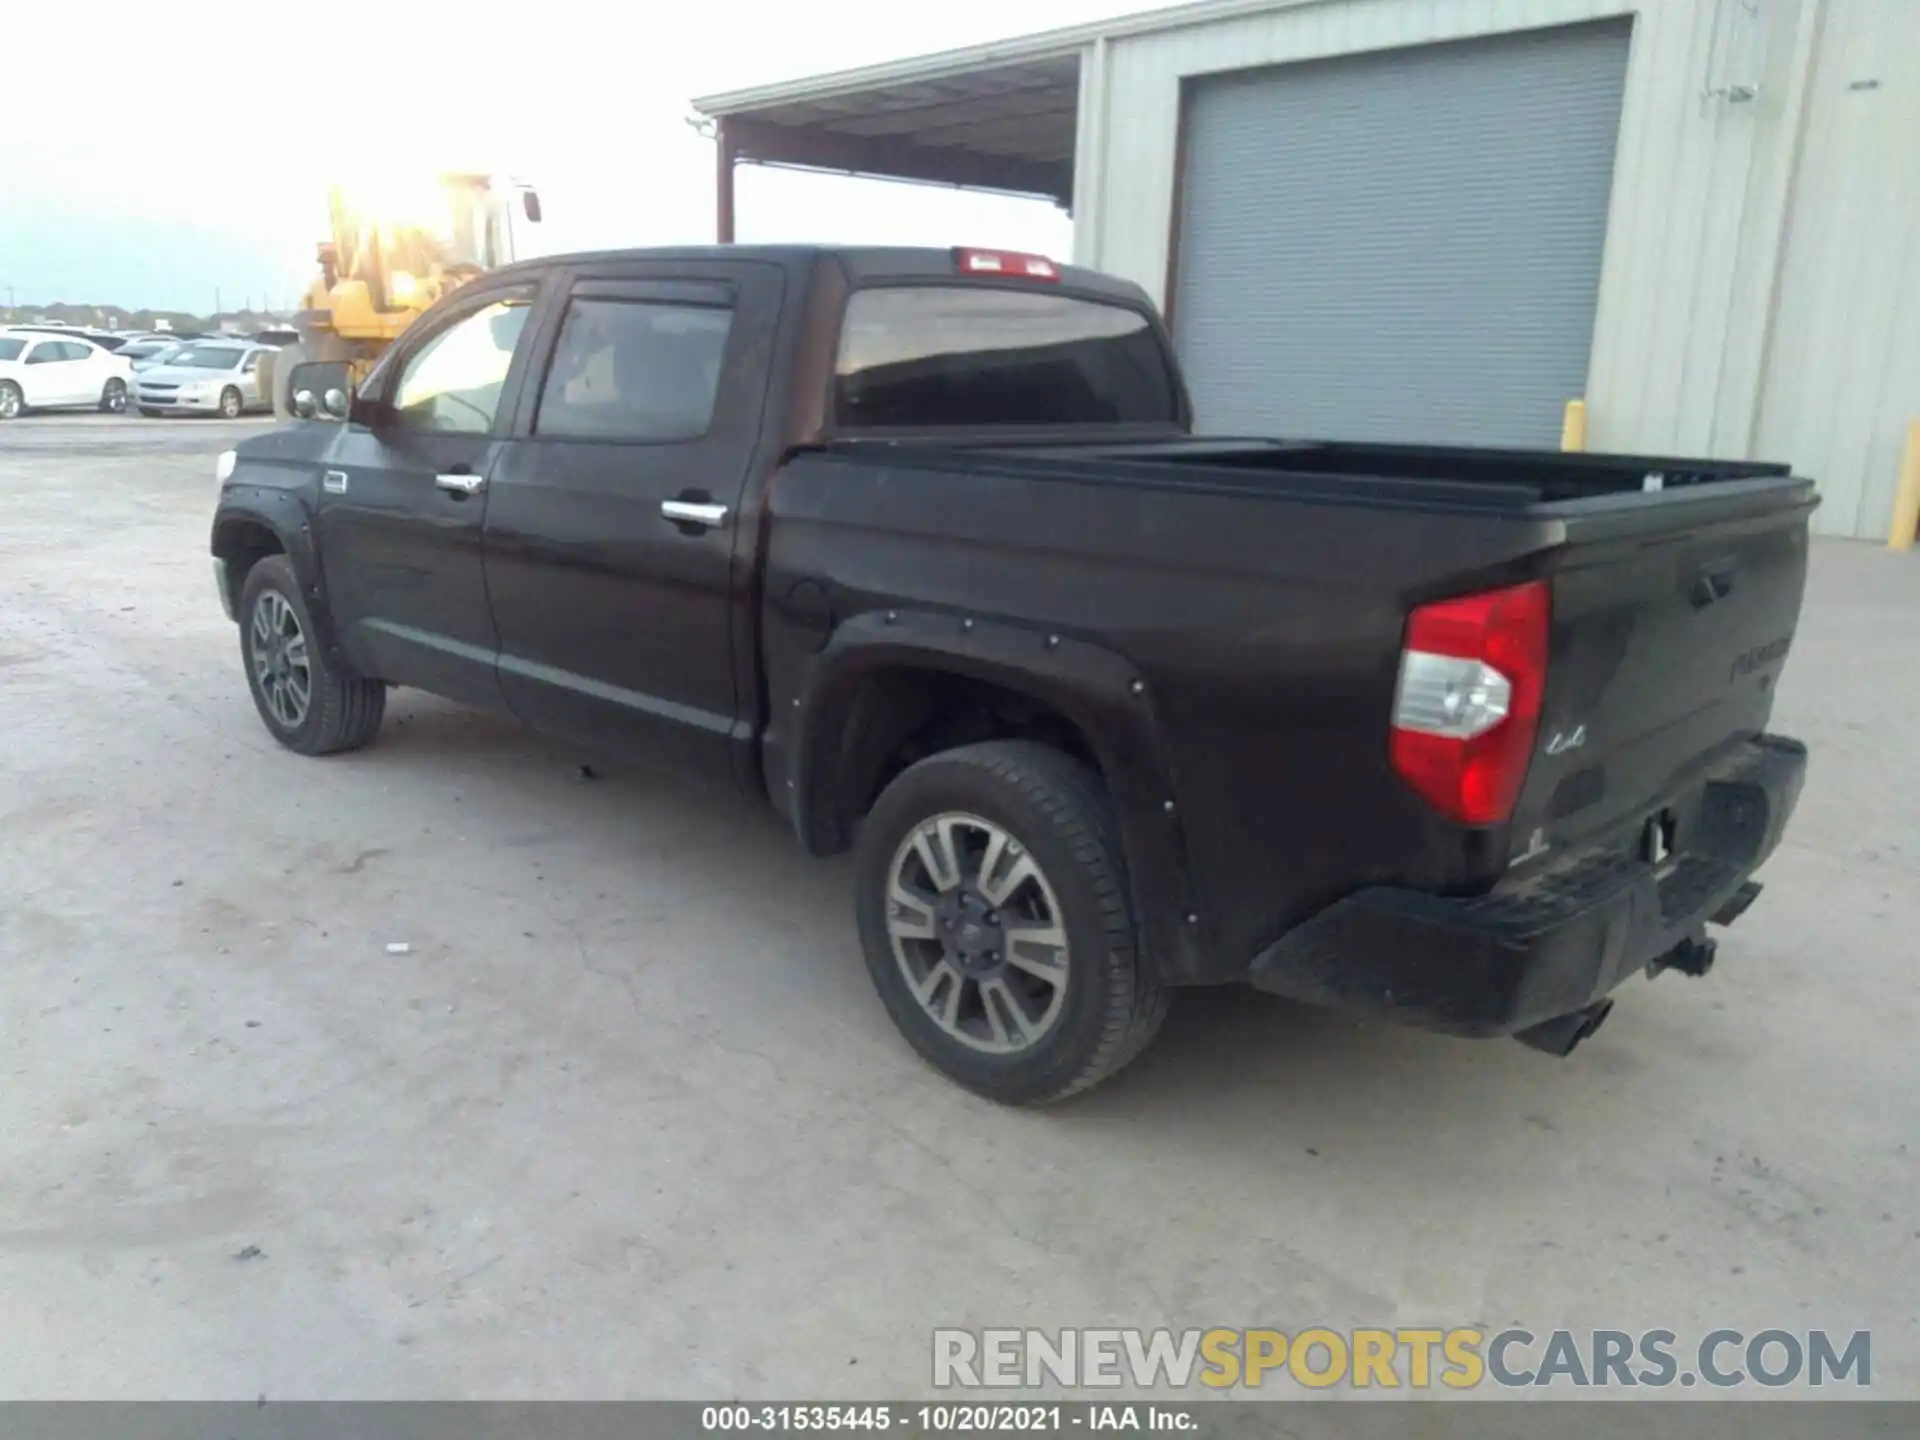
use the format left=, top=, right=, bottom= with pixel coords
left=833, top=285, right=1180, bottom=430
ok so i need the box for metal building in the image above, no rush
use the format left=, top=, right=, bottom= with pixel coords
left=695, top=0, right=1919, bottom=541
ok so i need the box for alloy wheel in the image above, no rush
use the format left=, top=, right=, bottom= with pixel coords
left=249, top=590, right=311, bottom=730
left=884, top=812, right=1071, bottom=1055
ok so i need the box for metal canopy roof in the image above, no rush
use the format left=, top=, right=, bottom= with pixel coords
left=697, top=52, right=1082, bottom=205
left=693, top=1, right=1313, bottom=222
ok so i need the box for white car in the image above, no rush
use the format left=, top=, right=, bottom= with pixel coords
left=133, top=341, right=272, bottom=418
left=0, top=330, right=133, bottom=419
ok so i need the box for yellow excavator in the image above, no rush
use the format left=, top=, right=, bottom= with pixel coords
left=268, top=173, right=542, bottom=417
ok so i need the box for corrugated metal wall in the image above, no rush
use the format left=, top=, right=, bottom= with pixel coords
left=1754, top=0, right=1920, bottom=538
left=1072, top=0, right=1919, bottom=539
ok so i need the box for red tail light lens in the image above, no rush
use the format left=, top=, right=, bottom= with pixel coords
left=1390, top=580, right=1550, bottom=826
left=953, top=247, right=1060, bottom=281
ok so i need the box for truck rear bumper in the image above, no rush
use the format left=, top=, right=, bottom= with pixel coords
left=1247, top=734, right=1806, bottom=1038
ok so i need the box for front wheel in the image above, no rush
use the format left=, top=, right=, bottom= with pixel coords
left=0, top=381, right=22, bottom=421
left=854, top=741, right=1169, bottom=1104
left=218, top=386, right=243, bottom=419
left=100, top=378, right=128, bottom=413
left=238, top=555, right=385, bottom=755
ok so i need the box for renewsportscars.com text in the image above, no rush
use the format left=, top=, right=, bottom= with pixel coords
left=932, top=1327, right=1871, bottom=1391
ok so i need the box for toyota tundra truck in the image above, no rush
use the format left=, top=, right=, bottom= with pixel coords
left=210, top=245, right=1813, bottom=1103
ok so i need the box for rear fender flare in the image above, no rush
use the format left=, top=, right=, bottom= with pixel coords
left=782, top=609, right=1209, bottom=983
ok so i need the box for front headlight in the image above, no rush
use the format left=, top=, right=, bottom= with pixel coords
left=215, top=449, right=236, bottom=502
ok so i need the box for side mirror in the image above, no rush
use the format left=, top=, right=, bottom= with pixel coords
left=522, top=188, right=543, bottom=224
left=286, top=360, right=354, bottom=422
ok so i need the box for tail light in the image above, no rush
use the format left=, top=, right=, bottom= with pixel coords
left=953, top=248, right=1060, bottom=281
left=1390, top=580, right=1550, bottom=826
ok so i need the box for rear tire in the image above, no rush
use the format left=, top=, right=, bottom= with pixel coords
left=854, top=740, right=1169, bottom=1104
left=100, top=378, right=128, bottom=414
left=0, top=381, right=22, bottom=421
left=238, top=555, right=385, bottom=756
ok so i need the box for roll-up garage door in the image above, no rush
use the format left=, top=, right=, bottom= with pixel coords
left=1172, top=19, right=1631, bottom=446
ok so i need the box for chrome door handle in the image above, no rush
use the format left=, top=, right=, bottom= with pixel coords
left=661, top=500, right=730, bottom=529
left=435, top=472, right=485, bottom=496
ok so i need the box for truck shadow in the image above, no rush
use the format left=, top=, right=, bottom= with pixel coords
left=351, top=693, right=1646, bottom=1170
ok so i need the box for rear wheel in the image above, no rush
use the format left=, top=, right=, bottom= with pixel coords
left=99, top=378, right=128, bottom=414
left=854, top=741, right=1169, bottom=1104
left=0, top=381, right=21, bottom=421
left=218, top=386, right=243, bottom=419
left=238, top=555, right=385, bottom=755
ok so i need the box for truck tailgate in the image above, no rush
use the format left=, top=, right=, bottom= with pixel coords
left=1511, top=478, right=1816, bottom=862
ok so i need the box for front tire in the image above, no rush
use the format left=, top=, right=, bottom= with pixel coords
left=854, top=741, right=1169, bottom=1104
left=238, top=556, right=385, bottom=755
left=218, top=386, right=243, bottom=419
left=100, top=378, right=128, bottom=414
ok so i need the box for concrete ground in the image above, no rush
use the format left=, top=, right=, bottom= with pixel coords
left=0, top=416, right=1915, bottom=1400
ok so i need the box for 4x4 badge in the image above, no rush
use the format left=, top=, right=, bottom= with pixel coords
left=1545, top=725, right=1587, bottom=756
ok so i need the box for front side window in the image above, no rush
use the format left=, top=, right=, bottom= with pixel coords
left=23, top=343, right=60, bottom=365
left=535, top=297, right=732, bottom=442
left=834, top=286, right=1179, bottom=429
left=392, top=293, right=532, bottom=435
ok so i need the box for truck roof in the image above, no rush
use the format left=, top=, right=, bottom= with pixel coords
left=485, top=245, right=1149, bottom=305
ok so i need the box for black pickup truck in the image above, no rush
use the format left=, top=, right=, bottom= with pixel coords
left=211, top=245, right=1813, bottom=1103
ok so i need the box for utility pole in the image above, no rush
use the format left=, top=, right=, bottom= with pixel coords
left=214, top=286, right=223, bottom=319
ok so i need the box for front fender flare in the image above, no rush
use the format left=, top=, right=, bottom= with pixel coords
left=211, top=490, right=344, bottom=661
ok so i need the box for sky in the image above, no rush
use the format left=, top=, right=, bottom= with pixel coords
left=2, top=0, right=1146, bottom=314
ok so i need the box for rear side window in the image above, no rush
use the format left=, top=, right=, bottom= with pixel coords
left=535, top=298, right=733, bottom=442
left=834, top=286, right=1179, bottom=429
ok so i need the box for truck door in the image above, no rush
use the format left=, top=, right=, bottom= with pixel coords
left=312, top=283, right=539, bottom=709
left=482, top=261, right=784, bottom=787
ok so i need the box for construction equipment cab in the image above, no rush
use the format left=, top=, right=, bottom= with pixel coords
left=267, top=174, right=540, bottom=417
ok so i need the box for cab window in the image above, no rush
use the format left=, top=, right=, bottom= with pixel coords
left=391, top=292, right=534, bottom=435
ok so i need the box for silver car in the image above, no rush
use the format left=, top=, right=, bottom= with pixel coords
left=134, top=341, right=271, bottom=418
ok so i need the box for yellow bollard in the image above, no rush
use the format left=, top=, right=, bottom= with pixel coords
left=1889, top=420, right=1920, bottom=552
left=1561, top=399, right=1589, bottom=453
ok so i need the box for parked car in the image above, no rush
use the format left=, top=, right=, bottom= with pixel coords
left=135, top=341, right=270, bottom=418
left=120, top=337, right=183, bottom=364
left=0, top=330, right=132, bottom=418
left=3, top=323, right=130, bottom=352
left=211, top=245, right=1814, bottom=1102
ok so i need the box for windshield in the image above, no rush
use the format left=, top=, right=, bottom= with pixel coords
left=0, top=338, right=24, bottom=362
left=171, top=345, right=245, bottom=370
